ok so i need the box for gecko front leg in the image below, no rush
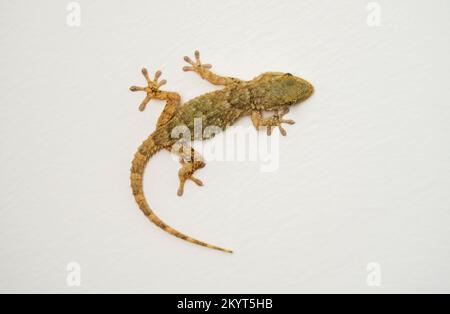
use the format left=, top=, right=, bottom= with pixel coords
left=251, top=107, right=295, bottom=136
left=130, top=68, right=181, bottom=128
left=183, top=50, right=241, bottom=86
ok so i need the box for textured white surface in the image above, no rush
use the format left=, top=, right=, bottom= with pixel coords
left=1, top=0, right=450, bottom=293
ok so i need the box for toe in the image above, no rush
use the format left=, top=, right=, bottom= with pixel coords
left=183, top=56, right=195, bottom=65
left=190, top=176, right=203, bottom=186
left=282, top=119, right=295, bottom=125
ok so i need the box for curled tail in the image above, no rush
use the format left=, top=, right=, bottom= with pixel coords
left=130, top=133, right=233, bottom=253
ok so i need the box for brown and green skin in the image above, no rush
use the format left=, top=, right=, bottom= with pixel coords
left=129, top=51, right=314, bottom=253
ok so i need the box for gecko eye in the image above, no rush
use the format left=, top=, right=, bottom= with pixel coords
left=285, top=73, right=293, bottom=76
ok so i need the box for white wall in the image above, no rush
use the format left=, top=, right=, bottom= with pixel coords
left=0, top=0, right=449, bottom=293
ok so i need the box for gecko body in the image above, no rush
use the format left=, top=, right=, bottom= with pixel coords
left=129, top=51, right=314, bottom=253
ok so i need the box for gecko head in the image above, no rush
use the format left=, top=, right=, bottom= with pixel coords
left=253, top=72, right=314, bottom=109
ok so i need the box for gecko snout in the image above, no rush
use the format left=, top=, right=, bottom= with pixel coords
left=296, top=77, right=314, bottom=99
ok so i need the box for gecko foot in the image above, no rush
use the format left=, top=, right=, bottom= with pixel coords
left=130, top=68, right=167, bottom=111
left=182, top=50, right=212, bottom=73
left=177, top=158, right=205, bottom=196
left=252, top=108, right=295, bottom=136
left=266, top=117, right=295, bottom=136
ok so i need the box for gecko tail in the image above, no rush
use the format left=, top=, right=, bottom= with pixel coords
left=130, top=133, right=233, bottom=254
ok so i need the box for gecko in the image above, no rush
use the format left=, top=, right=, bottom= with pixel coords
left=129, top=50, right=314, bottom=253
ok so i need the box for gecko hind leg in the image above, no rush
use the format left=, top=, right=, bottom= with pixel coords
left=251, top=107, right=295, bottom=136
left=174, top=145, right=206, bottom=196
left=182, top=50, right=240, bottom=86
left=177, top=158, right=205, bottom=196
left=130, top=68, right=181, bottom=127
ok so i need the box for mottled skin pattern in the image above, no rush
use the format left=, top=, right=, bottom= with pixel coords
left=129, top=51, right=314, bottom=253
